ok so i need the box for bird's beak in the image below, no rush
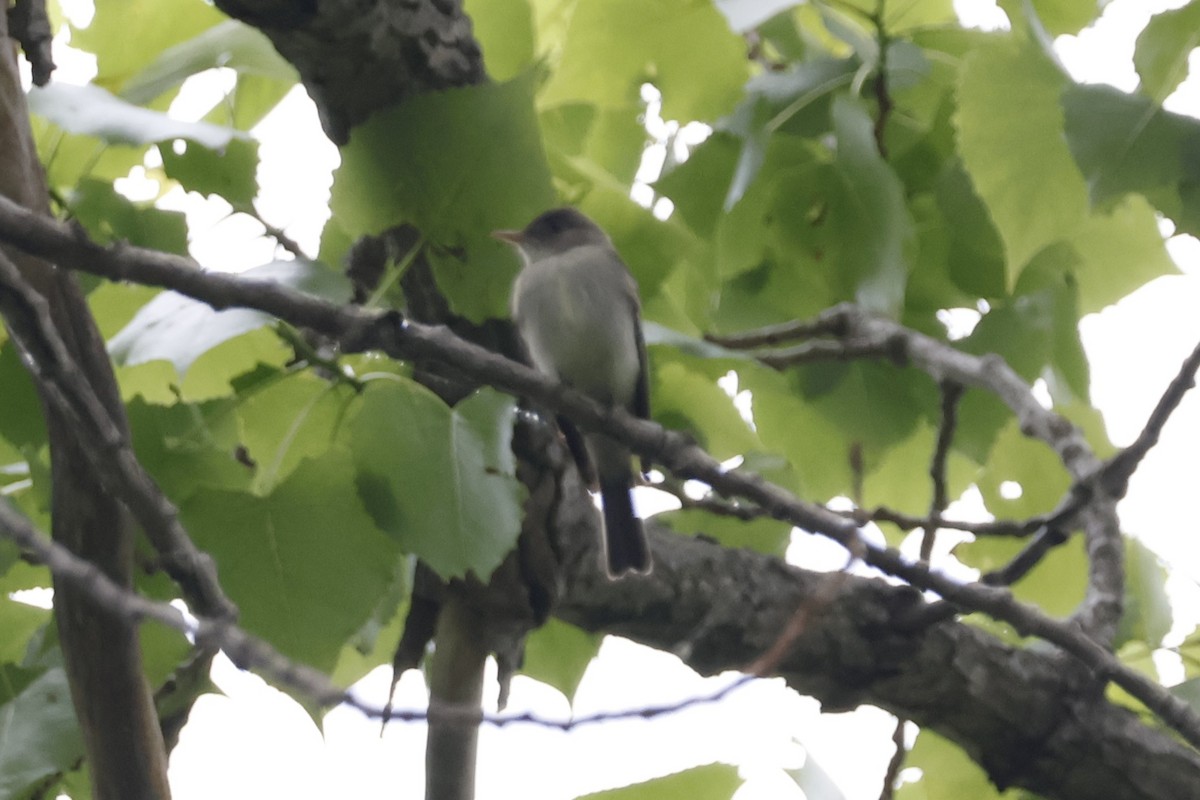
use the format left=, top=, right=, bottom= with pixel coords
left=491, top=229, right=523, bottom=245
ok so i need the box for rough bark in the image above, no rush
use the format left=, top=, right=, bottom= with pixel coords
left=212, top=0, right=486, bottom=143
left=0, top=18, right=171, bottom=800
left=554, top=521, right=1200, bottom=800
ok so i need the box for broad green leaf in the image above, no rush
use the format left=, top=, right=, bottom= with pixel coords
left=0, top=599, right=49, bottom=665
left=73, top=0, right=226, bottom=92
left=1115, top=538, right=1173, bottom=651
left=828, top=96, right=914, bottom=316
left=67, top=178, right=188, bottom=254
left=956, top=275, right=1087, bottom=459
left=714, top=0, right=803, bottom=33
left=26, top=82, right=245, bottom=151
left=521, top=618, right=601, bottom=700
left=655, top=132, right=739, bottom=237
left=1067, top=195, right=1177, bottom=314
left=651, top=361, right=758, bottom=459
left=956, top=35, right=1089, bottom=285
left=897, top=729, right=1003, bottom=800
left=0, top=344, right=47, bottom=450
left=463, top=0, right=537, bottom=82
left=1134, top=0, right=1200, bottom=102
left=178, top=327, right=293, bottom=401
left=805, top=361, right=935, bottom=461
left=936, top=161, right=1007, bottom=299
left=349, top=383, right=523, bottom=580
left=864, top=423, right=976, bottom=516
left=832, top=0, right=956, bottom=30
left=1028, top=0, right=1101, bottom=36
left=88, top=281, right=162, bottom=340
left=974, top=417, right=1071, bottom=521
left=30, top=120, right=148, bottom=189
left=955, top=531, right=1088, bottom=618
left=0, top=668, right=83, bottom=800
left=182, top=452, right=399, bottom=671
left=329, top=74, right=554, bottom=320
left=121, top=19, right=297, bottom=105
left=127, top=396, right=252, bottom=503
left=159, top=137, right=260, bottom=206
left=745, top=368, right=853, bottom=502
left=0, top=664, right=41, bottom=705
left=540, top=0, right=748, bottom=122
left=219, top=74, right=297, bottom=131
left=236, top=373, right=359, bottom=494
left=329, top=561, right=408, bottom=689
left=108, top=259, right=350, bottom=376
left=1062, top=84, right=1200, bottom=234
left=658, top=507, right=793, bottom=556
left=579, top=762, right=742, bottom=800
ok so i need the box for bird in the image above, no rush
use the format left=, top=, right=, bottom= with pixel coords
left=494, top=207, right=652, bottom=576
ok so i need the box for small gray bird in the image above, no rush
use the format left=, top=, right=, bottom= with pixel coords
left=494, top=208, right=651, bottom=576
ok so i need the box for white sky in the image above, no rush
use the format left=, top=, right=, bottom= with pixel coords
left=18, top=0, right=1200, bottom=798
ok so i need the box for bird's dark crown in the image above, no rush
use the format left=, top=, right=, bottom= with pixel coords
left=522, top=207, right=606, bottom=247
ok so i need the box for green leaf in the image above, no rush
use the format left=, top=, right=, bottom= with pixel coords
left=463, top=0, right=536, bottom=82
left=973, top=417, right=1071, bottom=521
left=521, top=618, right=601, bottom=700
left=834, top=0, right=956, bottom=30
left=159, top=137, right=260, bottom=206
left=1062, top=84, right=1200, bottom=234
left=715, top=0, right=805, bottom=33
left=121, top=19, right=297, bottom=105
left=26, top=82, right=246, bottom=151
left=0, top=668, right=83, bottom=800
left=1067, top=195, right=1178, bottom=314
left=1028, top=0, right=1101, bottom=36
left=127, top=396, right=252, bottom=503
left=0, top=598, right=49, bottom=665
left=348, top=382, right=523, bottom=580
left=73, top=0, right=226, bottom=92
left=108, top=260, right=351, bottom=376
left=955, top=35, right=1089, bottom=285
left=329, top=74, right=554, bottom=320
left=956, top=530, right=1088, bottom=618
left=655, top=132, right=740, bottom=237
left=579, top=762, right=742, bottom=800
left=0, top=343, right=47, bottom=450
left=658, top=507, right=793, bottom=556
left=827, top=96, right=914, bottom=316
left=67, top=178, right=188, bottom=254
left=1116, top=538, right=1173, bottom=650
left=936, top=161, right=1007, bottom=299
left=1134, top=0, right=1200, bottom=102
left=236, top=373, right=359, bottom=494
left=182, top=452, right=400, bottom=671
left=744, top=368, right=853, bottom=502
left=651, top=361, right=758, bottom=460
left=540, top=0, right=748, bottom=122
left=897, top=729, right=1003, bottom=800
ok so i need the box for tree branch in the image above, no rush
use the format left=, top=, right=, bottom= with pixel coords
left=0, top=198, right=1194, bottom=759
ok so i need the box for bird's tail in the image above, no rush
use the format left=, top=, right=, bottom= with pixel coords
left=599, top=478, right=650, bottom=576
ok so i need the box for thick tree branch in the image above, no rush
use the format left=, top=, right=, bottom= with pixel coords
left=4, top=490, right=1199, bottom=800
left=1, top=22, right=169, bottom=798
left=0, top=198, right=1195, bottom=757
left=211, top=0, right=485, bottom=143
